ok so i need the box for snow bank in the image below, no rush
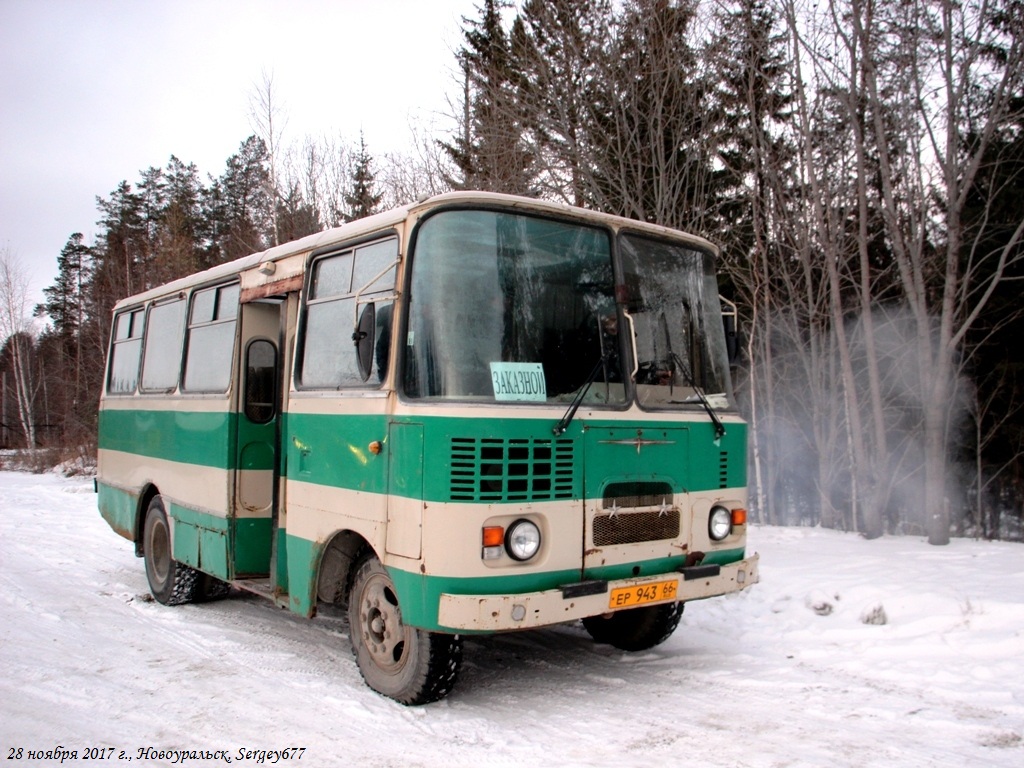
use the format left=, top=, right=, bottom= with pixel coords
left=1, top=471, right=1021, bottom=767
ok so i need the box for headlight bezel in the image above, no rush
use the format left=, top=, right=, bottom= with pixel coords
left=505, top=518, right=542, bottom=561
left=708, top=505, right=733, bottom=541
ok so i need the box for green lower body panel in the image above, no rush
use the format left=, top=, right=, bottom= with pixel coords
left=701, top=547, right=747, bottom=566
left=171, top=507, right=273, bottom=582
left=234, top=518, right=273, bottom=577
left=284, top=533, right=318, bottom=616
left=97, top=482, right=138, bottom=542
left=96, top=481, right=273, bottom=582
left=171, top=504, right=230, bottom=579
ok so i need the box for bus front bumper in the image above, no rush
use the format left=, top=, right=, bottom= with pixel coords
left=436, top=553, right=759, bottom=632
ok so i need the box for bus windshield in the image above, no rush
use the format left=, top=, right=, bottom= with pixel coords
left=403, top=209, right=732, bottom=411
left=619, top=233, right=734, bottom=410
left=404, top=209, right=621, bottom=404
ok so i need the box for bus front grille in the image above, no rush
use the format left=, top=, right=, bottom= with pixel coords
left=594, top=481, right=679, bottom=545
left=592, top=509, right=681, bottom=546
left=449, top=437, right=575, bottom=502
left=602, top=481, right=674, bottom=509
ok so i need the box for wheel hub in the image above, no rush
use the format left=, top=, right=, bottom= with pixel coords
left=359, top=575, right=405, bottom=668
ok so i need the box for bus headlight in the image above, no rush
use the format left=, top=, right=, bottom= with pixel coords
left=709, top=505, right=732, bottom=541
left=505, top=519, right=541, bottom=561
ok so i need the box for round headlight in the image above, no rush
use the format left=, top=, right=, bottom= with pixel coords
left=709, top=505, right=732, bottom=541
left=505, top=519, right=541, bottom=561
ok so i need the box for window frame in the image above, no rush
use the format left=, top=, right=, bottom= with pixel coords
left=139, top=296, right=187, bottom=394
left=243, top=338, right=279, bottom=423
left=295, top=234, right=400, bottom=391
left=105, top=307, right=147, bottom=395
left=181, top=281, right=241, bottom=395
left=398, top=205, right=625, bottom=407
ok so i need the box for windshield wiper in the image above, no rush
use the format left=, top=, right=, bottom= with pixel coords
left=668, top=350, right=726, bottom=440
left=654, top=310, right=725, bottom=441
left=553, top=354, right=610, bottom=436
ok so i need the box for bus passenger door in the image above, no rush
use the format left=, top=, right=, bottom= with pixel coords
left=232, top=300, right=282, bottom=579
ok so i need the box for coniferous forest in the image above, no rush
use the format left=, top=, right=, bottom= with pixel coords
left=2, top=0, right=1021, bottom=543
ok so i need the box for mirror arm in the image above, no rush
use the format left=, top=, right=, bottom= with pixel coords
left=350, top=256, right=401, bottom=329
left=622, top=310, right=639, bottom=380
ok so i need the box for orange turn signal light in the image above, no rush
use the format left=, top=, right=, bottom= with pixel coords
left=732, top=508, right=747, bottom=526
left=482, top=526, right=505, bottom=547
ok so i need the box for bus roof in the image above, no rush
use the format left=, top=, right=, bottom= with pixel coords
left=112, top=191, right=718, bottom=311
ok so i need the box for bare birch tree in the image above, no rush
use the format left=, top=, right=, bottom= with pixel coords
left=378, top=114, right=455, bottom=207
left=249, top=70, right=288, bottom=246
left=769, top=0, right=1024, bottom=542
left=842, top=0, right=1024, bottom=543
left=0, top=247, right=37, bottom=447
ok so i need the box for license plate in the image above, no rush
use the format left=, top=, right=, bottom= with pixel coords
left=608, top=579, right=679, bottom=609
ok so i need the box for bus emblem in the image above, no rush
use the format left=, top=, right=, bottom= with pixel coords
left=598, top=437, right=676, bottom=455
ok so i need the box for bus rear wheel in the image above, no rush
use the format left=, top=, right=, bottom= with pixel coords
left=142, top=496, right=199, bottom=606
left=582, top=602, right=684, bottom=652
left=347, top=554, right=462, bottom=705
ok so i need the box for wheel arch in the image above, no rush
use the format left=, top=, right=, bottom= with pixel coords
left=133, top=483, right=161, bottom=557
left=316, top=529, right=373, bottom=608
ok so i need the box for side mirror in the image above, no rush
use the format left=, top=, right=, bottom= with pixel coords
left=353, top=302, right=376, bottom=381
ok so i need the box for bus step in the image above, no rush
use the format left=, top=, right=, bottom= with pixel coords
left=235, top=578, right=275, bottom=598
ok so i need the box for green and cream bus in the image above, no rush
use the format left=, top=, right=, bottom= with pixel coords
left=97, top=191, right=759, bottom=704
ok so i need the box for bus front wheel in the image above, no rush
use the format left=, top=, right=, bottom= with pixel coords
left=347, top=554, right=462, bottom=705
left=142, top=496, right=199, bottom=606
left=582, top=602, right=684, bottom=652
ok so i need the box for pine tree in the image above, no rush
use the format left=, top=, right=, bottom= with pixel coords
left=343, top=134, right=383, bottom=222
left=442, top=0, right=535, bottom=194
left=516, top=0, right=714, bottom=228
left=708, top=0, right=794, bottom=263
left=205, top=136, right=273, bottom=263
left=516, top=0, right=612, bottom=205
left=38, top=234, right=90, bottom=347
left=596, top=0, right=714, bottom=229
left=93, top=180, right=146, bottom=301
left=276, top=180, right=322, bottom=241
left=137, top=165, right=166, bottom=283
left=158, top=155, right=207, bottom=279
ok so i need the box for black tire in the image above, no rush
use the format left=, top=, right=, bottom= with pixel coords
left=347, top=554, right=462, bottom=705
left=142, top=496, right=199, bottom=606
left=582, top=601, right=684, bottom=652
left=195, top=573, right=232, bottom=602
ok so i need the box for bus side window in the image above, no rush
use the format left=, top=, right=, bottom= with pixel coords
left=245, top=340, right=277, bottom=423
left=140, top=298, right=186, bottom=392
left=183, top=283, right=239, bottom=393
left=299, top=237, right=397, bottom=389
left=107, top=309, right=146, bottom=394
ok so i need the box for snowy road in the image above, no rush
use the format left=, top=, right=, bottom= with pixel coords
left=1, top=470, right=1022, bottom=767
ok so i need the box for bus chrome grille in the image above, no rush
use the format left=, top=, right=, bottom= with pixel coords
left=449, top=437, right=575, bottom=502
left=594, top=482, right=680, bottom=545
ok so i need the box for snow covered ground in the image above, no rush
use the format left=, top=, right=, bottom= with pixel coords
left=1, top=469, right=1022, bottom=767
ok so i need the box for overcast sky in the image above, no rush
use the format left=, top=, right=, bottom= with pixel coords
left=0, top=0, right=470, bottom=308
